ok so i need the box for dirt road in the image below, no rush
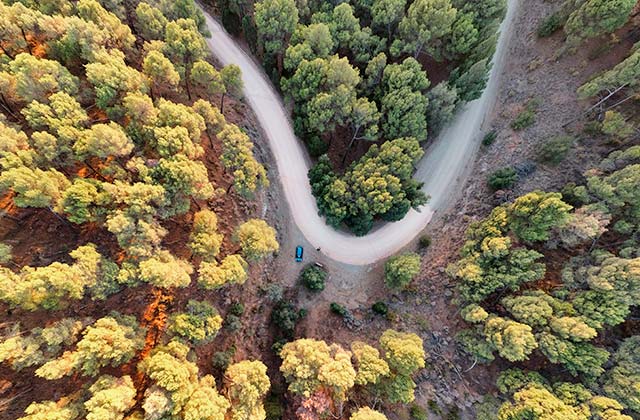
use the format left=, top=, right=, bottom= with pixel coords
left=200, top=0, right=520, bottom=266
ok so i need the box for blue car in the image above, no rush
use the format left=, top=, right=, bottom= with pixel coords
left=295, top=246, right=304, bottom=262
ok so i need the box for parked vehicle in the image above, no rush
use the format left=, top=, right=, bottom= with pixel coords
left=295, top=246, right=304, bottom=262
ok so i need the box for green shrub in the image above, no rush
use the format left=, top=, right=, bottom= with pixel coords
left=372, top=301, right=388, bottom=315
left=511, top=100, right=539, bottom=131
left=224, top=314, right=242, bottom=332
left=229, top=302, right=244, bottom=316
left=537, top=12, right=564, bottom=37
left=300, top=265, right=327, bottom=291
left=445, top=405, right=460, bottom=420
left=212, top=346, right=236, bottom=370
left=482, top=130, right=497, bottom=146
left=536, top=135, right=574, bottom=165
left=271, top=301, right=300, bottom=336
left=475, top=396, right=500, bottom=420
left=602, top=110, right=634, bottom=140
left=428, top=400, right=443, bottom=416
left=0, top=243, right=12, bottom=265
left=488, top=167, right=518, bottom=191
left=583, top=120, right=602, bottom=136
left=261, top=283, right=283, bottom=302
left=384, top=252, right=422, bottom=290
left=419, top=235, right=432, bottom=249
left=560, top=182, right=587, bottom=207
left=330, top=302, right=348, bottom=317
left=410, top=403, right=428, bottom=420
left=511, top=110, right=535, bottom=130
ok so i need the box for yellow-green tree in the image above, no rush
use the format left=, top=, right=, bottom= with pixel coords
left=379, top=330, right=425, bottom=375
left=351, top=341, right=390, bottom=386
left=218, top=124, right=268, bottom=197
left=189, top=210, right=224, bottom=262
left=508, top=191, right=572, bottom=242
left=235, top=219, right=279, bottom=261
left=85, top=375, right=136, bottom=420
left=225, top=360, right=271, bottom=420
left=483, top=316, right=537, bottom=362
left=498, top=384, right=582, bottom=420
left=384, top=252, right=421, bottom=290
left=139, top=250, right=194, bottom=289
left=378, top=330, right=425, bottom=404
left=169, top=300, right=223, bottom=344
left=280, top=338, right=356, bottom=401
left=36, top=315, right=144, bottom=379
left=350, top=407, right=388, bottom=420
left=198, top=254, right=248, bottom=289
left=139, top=341, right=230, bottom=420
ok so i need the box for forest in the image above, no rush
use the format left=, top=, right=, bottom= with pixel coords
left=0, top=0, right=639, bottom=418
left=219, top=0, right=507, bottom=234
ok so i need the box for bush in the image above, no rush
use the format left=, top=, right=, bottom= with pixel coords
left=271, top=301, right=300, bottom=336
left=224, top=314, right=242, bottom=332
left=537, top=12, right=564, bottom=37
left=419, top=235, right=432, bottom=249
left=330, top=302, right=348, bottom=317
left=602, top=110, right=634, bottom=140
left=261, top=283, right=283, bottom=302
left=410, top=403, right=428, bottom=420
left=384, top=253, right=422, bottom=290
left=228, top=302, right=244, bottom=316
left=212, top=346, right=236, bottom=370
left=0, top=243, right=12, bottom=265
left=300, top=265, right=327, bottom=291
left=511, top=110, right=536, bottom=130
left=511, top=100, right=539, bottom=131
left=560, top=182, right=588, bottom=207
left=536, top=135, right=574, bottom=165
left=583, top=120, right=602, bottom=136
left=488, top=167, right=518, bottom=191
left=482, top=130, right=497, bottom=146
left=372, top=301, right=388, bottom=315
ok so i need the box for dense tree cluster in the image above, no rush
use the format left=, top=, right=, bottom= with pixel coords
left=0, top=0, right=277, bottom=296
left=36, top=314, right=145, bottom=380
left=249, top=0, right=507, bottom=230
left=280, top=329, right=425, bottom=416
left=564, top=0, right=635, bottom=46
left=0, top=244, right=119, bottom=310
left=19, top=338, right=272, bottom=420
left=0, top=318, right=92, bottom=371
left=0, top=2, right=281, bottom=419
left=494, top=368, right=633, bottom=420
left=18, top=374, right=137, bottom=420
left=535, top=0, right=635, bottom=48
left=309, top=138, right=428, bottom=234
left=451, top=147, right=640, bottom=417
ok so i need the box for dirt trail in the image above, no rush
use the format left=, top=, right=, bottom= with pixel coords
left=198, top=0, right=520, bottom=266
